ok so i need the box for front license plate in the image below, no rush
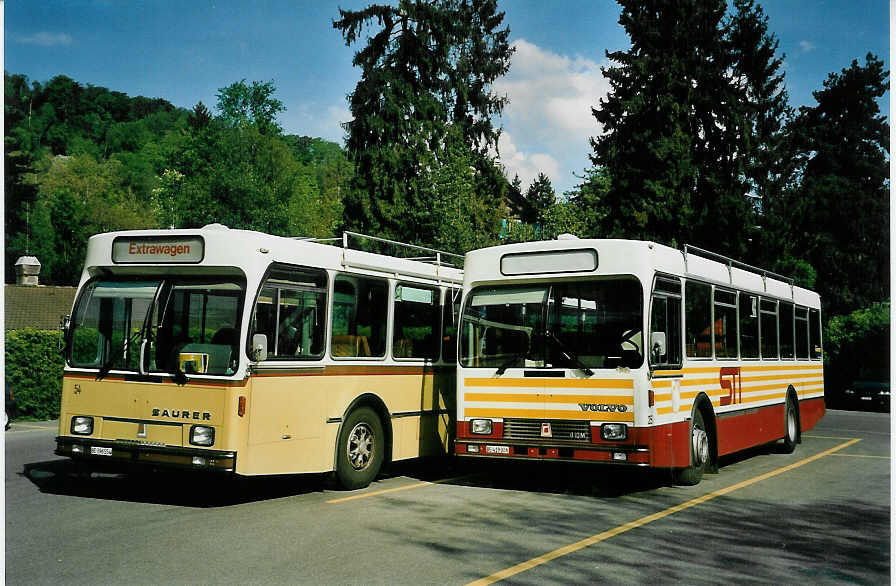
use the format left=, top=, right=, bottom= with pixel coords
left=861, top=396, right=873, bottom=401
left=90, top=446, right=112, bottom=456
left=485, top=445, right=510, bottom=455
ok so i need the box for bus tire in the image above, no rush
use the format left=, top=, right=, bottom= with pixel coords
left=782, top=395, right=799, bottom=454
left=335, top=407, right=384, bottom=490
left=674, top=408, right=709, bottom=486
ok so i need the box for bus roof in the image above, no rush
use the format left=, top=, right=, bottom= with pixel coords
left=79, top=225, right=464, bottom=288
left=463, top=238, right=820, bottom=308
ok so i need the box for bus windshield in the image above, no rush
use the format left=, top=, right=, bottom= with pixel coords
left=69, top=278, right=244, bottom=376
left=460, top=278, right=643, bottom=370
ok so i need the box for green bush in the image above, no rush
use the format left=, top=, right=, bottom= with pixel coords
left=824, top=301, right=890, bottom=395
left=5, top=329, right=65, bottom=420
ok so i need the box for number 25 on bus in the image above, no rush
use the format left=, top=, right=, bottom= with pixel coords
left=56, top=226, right=462, bottom=490
left=454, top=238, right=824, bottom=485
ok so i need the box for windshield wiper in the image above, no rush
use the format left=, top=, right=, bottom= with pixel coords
left=96, top=330, right=144, bottom=381
left=544, top=332, right=594, bottom=376
left=495, top=352, right=526, bottom=376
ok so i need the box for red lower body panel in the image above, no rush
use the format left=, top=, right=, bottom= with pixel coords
left=455, top=398, right=825, bottom=469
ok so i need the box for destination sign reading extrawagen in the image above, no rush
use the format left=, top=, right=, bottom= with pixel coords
left=112, top=236, right=204, bottom=263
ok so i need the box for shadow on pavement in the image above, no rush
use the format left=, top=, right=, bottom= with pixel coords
left=21, top=458, right=332, bottom=508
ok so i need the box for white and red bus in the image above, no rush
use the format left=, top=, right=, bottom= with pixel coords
left=56, top=226, right=462, bottom=489
left=454, top=237, right=824, bottom=484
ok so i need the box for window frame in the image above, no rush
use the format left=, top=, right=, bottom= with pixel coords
left=649, top=275, right=683, bottom=370
left=329, top=273, right=390, bottom=360
left=248, top=263, right=328, bottom=362
left=712, top=286, right=739, bottom=360
left=392, top=281, right=441, bottom=361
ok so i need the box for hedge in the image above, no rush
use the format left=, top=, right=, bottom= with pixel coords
left=5, top=329, right=65, bottom=420
left=824, top=301, right=890, bottom=396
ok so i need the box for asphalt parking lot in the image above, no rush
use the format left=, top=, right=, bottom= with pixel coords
left=5, top=409, right=890, bottom=584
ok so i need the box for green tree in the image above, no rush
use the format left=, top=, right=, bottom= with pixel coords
left=769, top=55, right=889, bottom=316
left=591, top=0, right=761, bottom=256
left=215, top=80, right=284, bottom=135
left=524, top=173, right=556, bottom=226
left=21, top=154, right=158, bottom=284
left=334, top=0, right=513, bottom=246
left=726, top=0, right=793, bottom=257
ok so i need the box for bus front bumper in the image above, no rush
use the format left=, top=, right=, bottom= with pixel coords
left=55, top=436, right=236, bottom=472
left=455, top=440, right=651, bottom=465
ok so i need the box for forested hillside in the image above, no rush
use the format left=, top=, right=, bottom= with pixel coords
left=4, top=75, right=354, bottom=285
left=4, top=0, right=889, bottom=390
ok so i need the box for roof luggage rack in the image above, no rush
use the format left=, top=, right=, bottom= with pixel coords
left=682, top=244, right=794, bottom=296
left=339, top=231, right=464, bottom=269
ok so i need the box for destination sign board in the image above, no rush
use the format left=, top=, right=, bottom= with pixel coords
left=112, top=236, right=204, bottom=264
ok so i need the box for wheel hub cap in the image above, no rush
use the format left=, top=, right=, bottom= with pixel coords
left=347, top=423, right=374, bottom=471
left=693, top=427, right=709, bottom=467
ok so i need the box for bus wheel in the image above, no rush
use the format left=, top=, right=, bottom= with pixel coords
left=674, top=409, right=709, bottom=486
left=336, top=407, right=384, bottom=490
left=782, top=396, right=799, bottom=454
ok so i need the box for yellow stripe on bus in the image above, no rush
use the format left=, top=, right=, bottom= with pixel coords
left=464, top=407, right=634, bottom=422
left=464, top=393, right=633, bottom=405
left=464, top=378, right=633, bottom=389
left=654, top=364, right=822, bottom=378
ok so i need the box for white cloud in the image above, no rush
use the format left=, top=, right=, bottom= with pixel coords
left=799, top=40, right=816, bottom=52
left=15, top=32, right=73, bottom=47
left=493, top=39, right=609, bottom=194
left=283, top=103, right=351, bottom=143
left=497, top=131, right=560, bottom=191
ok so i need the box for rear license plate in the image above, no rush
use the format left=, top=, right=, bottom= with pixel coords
left=485, top=445, right=510, bottom=455
left=90, top=446, right=112, bottom=456
left=861, top=396, right=873, bottom=401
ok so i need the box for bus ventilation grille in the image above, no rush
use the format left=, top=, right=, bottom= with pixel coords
left=502, top=419, right=591, bottom=442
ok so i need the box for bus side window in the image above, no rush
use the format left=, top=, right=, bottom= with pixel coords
left=650, top=277, right=682, bottom=367
left=795, top=307, right=809, bottom=359
left=759, top=299, right=779, bottom=359
left=809, top=308, right=822, bottom=359
left=252, top=266, right=327, bottom=360
left=331, top=275, right=388, bottom=358
left=685, top=281, right=712, bottom=358
left=393, top=284, right=439, bottom=359
left=739, top=293, right=759, bottom=358
left=779, top=302, right=795, bottom=359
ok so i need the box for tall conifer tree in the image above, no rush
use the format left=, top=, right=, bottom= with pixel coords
left=334, top=0, right=513, bottom=246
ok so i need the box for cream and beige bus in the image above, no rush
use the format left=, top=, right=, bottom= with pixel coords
left=455, top=237, right=824, bottom=485
left=56, top=225, right=462, bottom=489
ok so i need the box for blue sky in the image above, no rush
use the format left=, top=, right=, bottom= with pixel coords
left=5, top=1, right=890, bottom=196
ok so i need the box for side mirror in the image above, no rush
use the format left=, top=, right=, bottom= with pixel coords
left=650, top=331, right=667, bottom=362
left=58, top=315, right=72, bottom=353
left=251, top=334, right=268, bottom=362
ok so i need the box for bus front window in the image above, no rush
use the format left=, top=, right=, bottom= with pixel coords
left=70, top=281, right=160, bottom=370
left=460, top=278, right=643, bottom=370
left=69, top=278, right=244, bottom=376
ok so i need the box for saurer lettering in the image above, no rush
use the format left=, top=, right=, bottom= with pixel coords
left=151, top=408, right=211, bottom=420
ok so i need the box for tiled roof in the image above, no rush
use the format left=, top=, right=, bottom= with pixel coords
left=4, top=285, right=78, bottom=330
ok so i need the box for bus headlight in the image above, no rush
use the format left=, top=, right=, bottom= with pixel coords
left=71, top=416, right=94, bottom=435
left=470, top=419, right=493, bottom=435
left=190, top=425, right=215, bottom=446
left=601, top=423, right=627, bottom=441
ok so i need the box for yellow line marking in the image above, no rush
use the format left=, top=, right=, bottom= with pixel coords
left=466, top=438, right=861, bottom=586
left=327, top=474, right=474, bottom=504
left=829, top=453, right=890, bottom=459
